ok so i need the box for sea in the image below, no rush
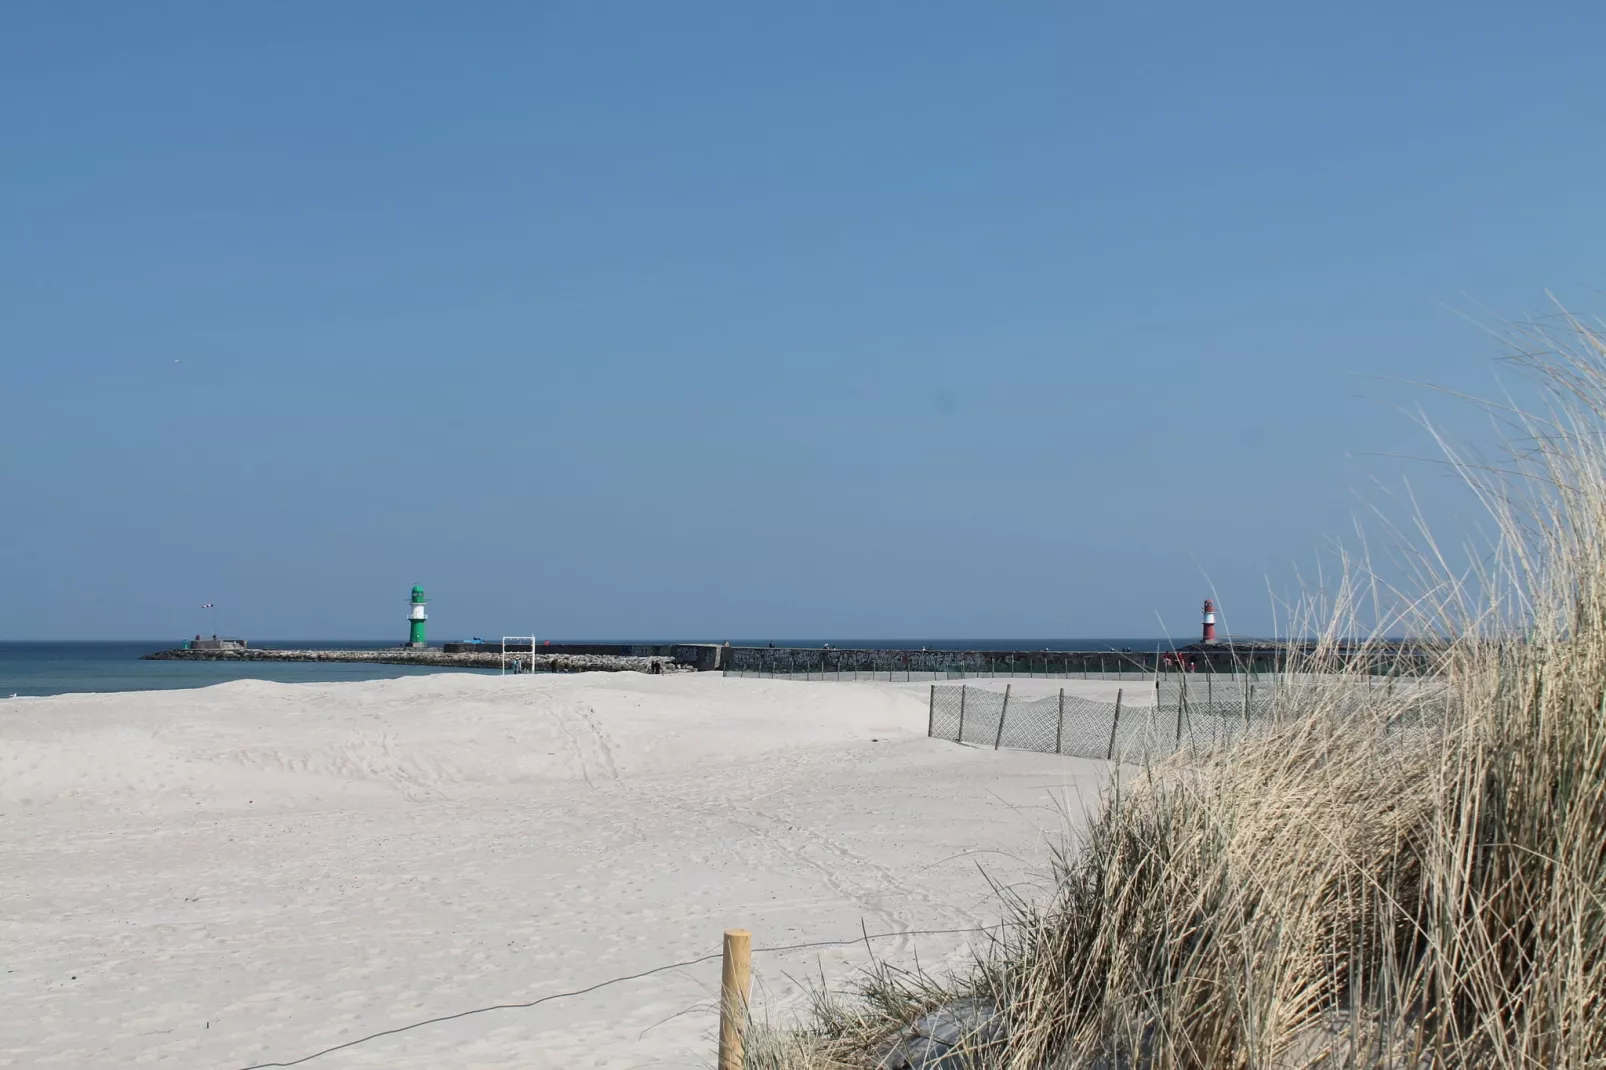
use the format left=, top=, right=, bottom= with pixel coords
left=0, top=639, right=1177, bottom=698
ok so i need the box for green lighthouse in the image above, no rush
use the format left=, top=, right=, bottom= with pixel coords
left=407, top=585, right=428, bottom=648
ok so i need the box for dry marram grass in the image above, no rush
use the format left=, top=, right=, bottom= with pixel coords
left=758, top=312, right=1606, bottom=1069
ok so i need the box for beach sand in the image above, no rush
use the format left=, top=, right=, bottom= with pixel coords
left=1, top=673, right=1111, bottom=1068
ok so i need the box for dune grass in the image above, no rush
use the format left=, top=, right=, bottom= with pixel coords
left=750, top=312, right=1606, bottom=1069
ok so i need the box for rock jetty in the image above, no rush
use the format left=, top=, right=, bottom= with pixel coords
left=142, top=647, right=681, bottom=674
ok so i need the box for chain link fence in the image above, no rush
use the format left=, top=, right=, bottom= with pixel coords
left=928, top=683, right=1281, bottom=761
left=723, top=668, right=981, bottom=683
left=929, top=678, right=1449, bottom=761
left=724, top=667, right=1160, bottom=682
left=725, top=662, right=1292, bottom=686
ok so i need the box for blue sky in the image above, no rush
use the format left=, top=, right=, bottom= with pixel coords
left=4, top=2, right=1604, bottom=641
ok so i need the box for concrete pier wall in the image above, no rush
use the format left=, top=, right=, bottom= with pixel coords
left=439, top=642, right=726, bottom=670
left=717, top=644, right=1437, bottom=677
left=142, top=642, right=1436, bottom=677
left=142, top=648, right=681, bottom=673
left=719, top=647, right=1162, bottom=677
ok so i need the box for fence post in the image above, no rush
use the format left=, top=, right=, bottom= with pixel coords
left=928, top=684, right=936, bottom=738
left=958, top=685, right=968, bottom=744
left=1108, top=688, right=1123, bottom=760
left=1055, top=688, right=1065, bottom=754
left=994, top=684, right=1011, bottom=750
left=1175, top=679, right=1186, bottom=746
left=719, top=929, right=752, bottom=1070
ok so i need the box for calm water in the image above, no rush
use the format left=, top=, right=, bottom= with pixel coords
left=0, top=638, right=1177, bottom=698
left=0, top=641, right=496, bottom=698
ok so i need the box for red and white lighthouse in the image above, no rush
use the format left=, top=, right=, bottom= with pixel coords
left=1202, top=599, right=1218, bottom=643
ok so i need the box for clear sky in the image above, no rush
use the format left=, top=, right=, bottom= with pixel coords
left=4, top=2, right=1604, bottom=642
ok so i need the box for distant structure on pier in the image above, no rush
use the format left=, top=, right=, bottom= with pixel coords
left=185, top=635, right=247, bottom=650
left=1202, top=599, right=1218, bottom=643
left=407, top=585, right=428, bottom=649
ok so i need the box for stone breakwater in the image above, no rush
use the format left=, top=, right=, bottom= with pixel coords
left=142, top=648, right=684, bottom=674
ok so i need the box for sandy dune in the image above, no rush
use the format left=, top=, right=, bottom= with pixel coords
left=1, top=673, right=1109, bottom=1068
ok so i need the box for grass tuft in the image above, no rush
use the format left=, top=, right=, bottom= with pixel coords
left=762, top=310, right=1606, bottom=1068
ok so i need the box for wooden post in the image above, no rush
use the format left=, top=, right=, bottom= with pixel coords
left=958, top=684, right=968, bottom=744
left=928, top=684, right=936, bottom=738
left=1054, top=688, right=1065, bottom=754
left=1108, top=688, right=1123, bottom=760
left=1175, top=678, right=1186, bottom=746
left=994, top=684, right=1011, bottom=750
left=719, top=929, right=752, bottom=1070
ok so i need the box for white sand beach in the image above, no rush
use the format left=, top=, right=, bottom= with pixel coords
left=1, top=673, right=1112, bottom=1068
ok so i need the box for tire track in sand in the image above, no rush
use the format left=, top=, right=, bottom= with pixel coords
left=647, top=758, right=984, bottom=947
left=552, top=701, right=620, bottom=789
